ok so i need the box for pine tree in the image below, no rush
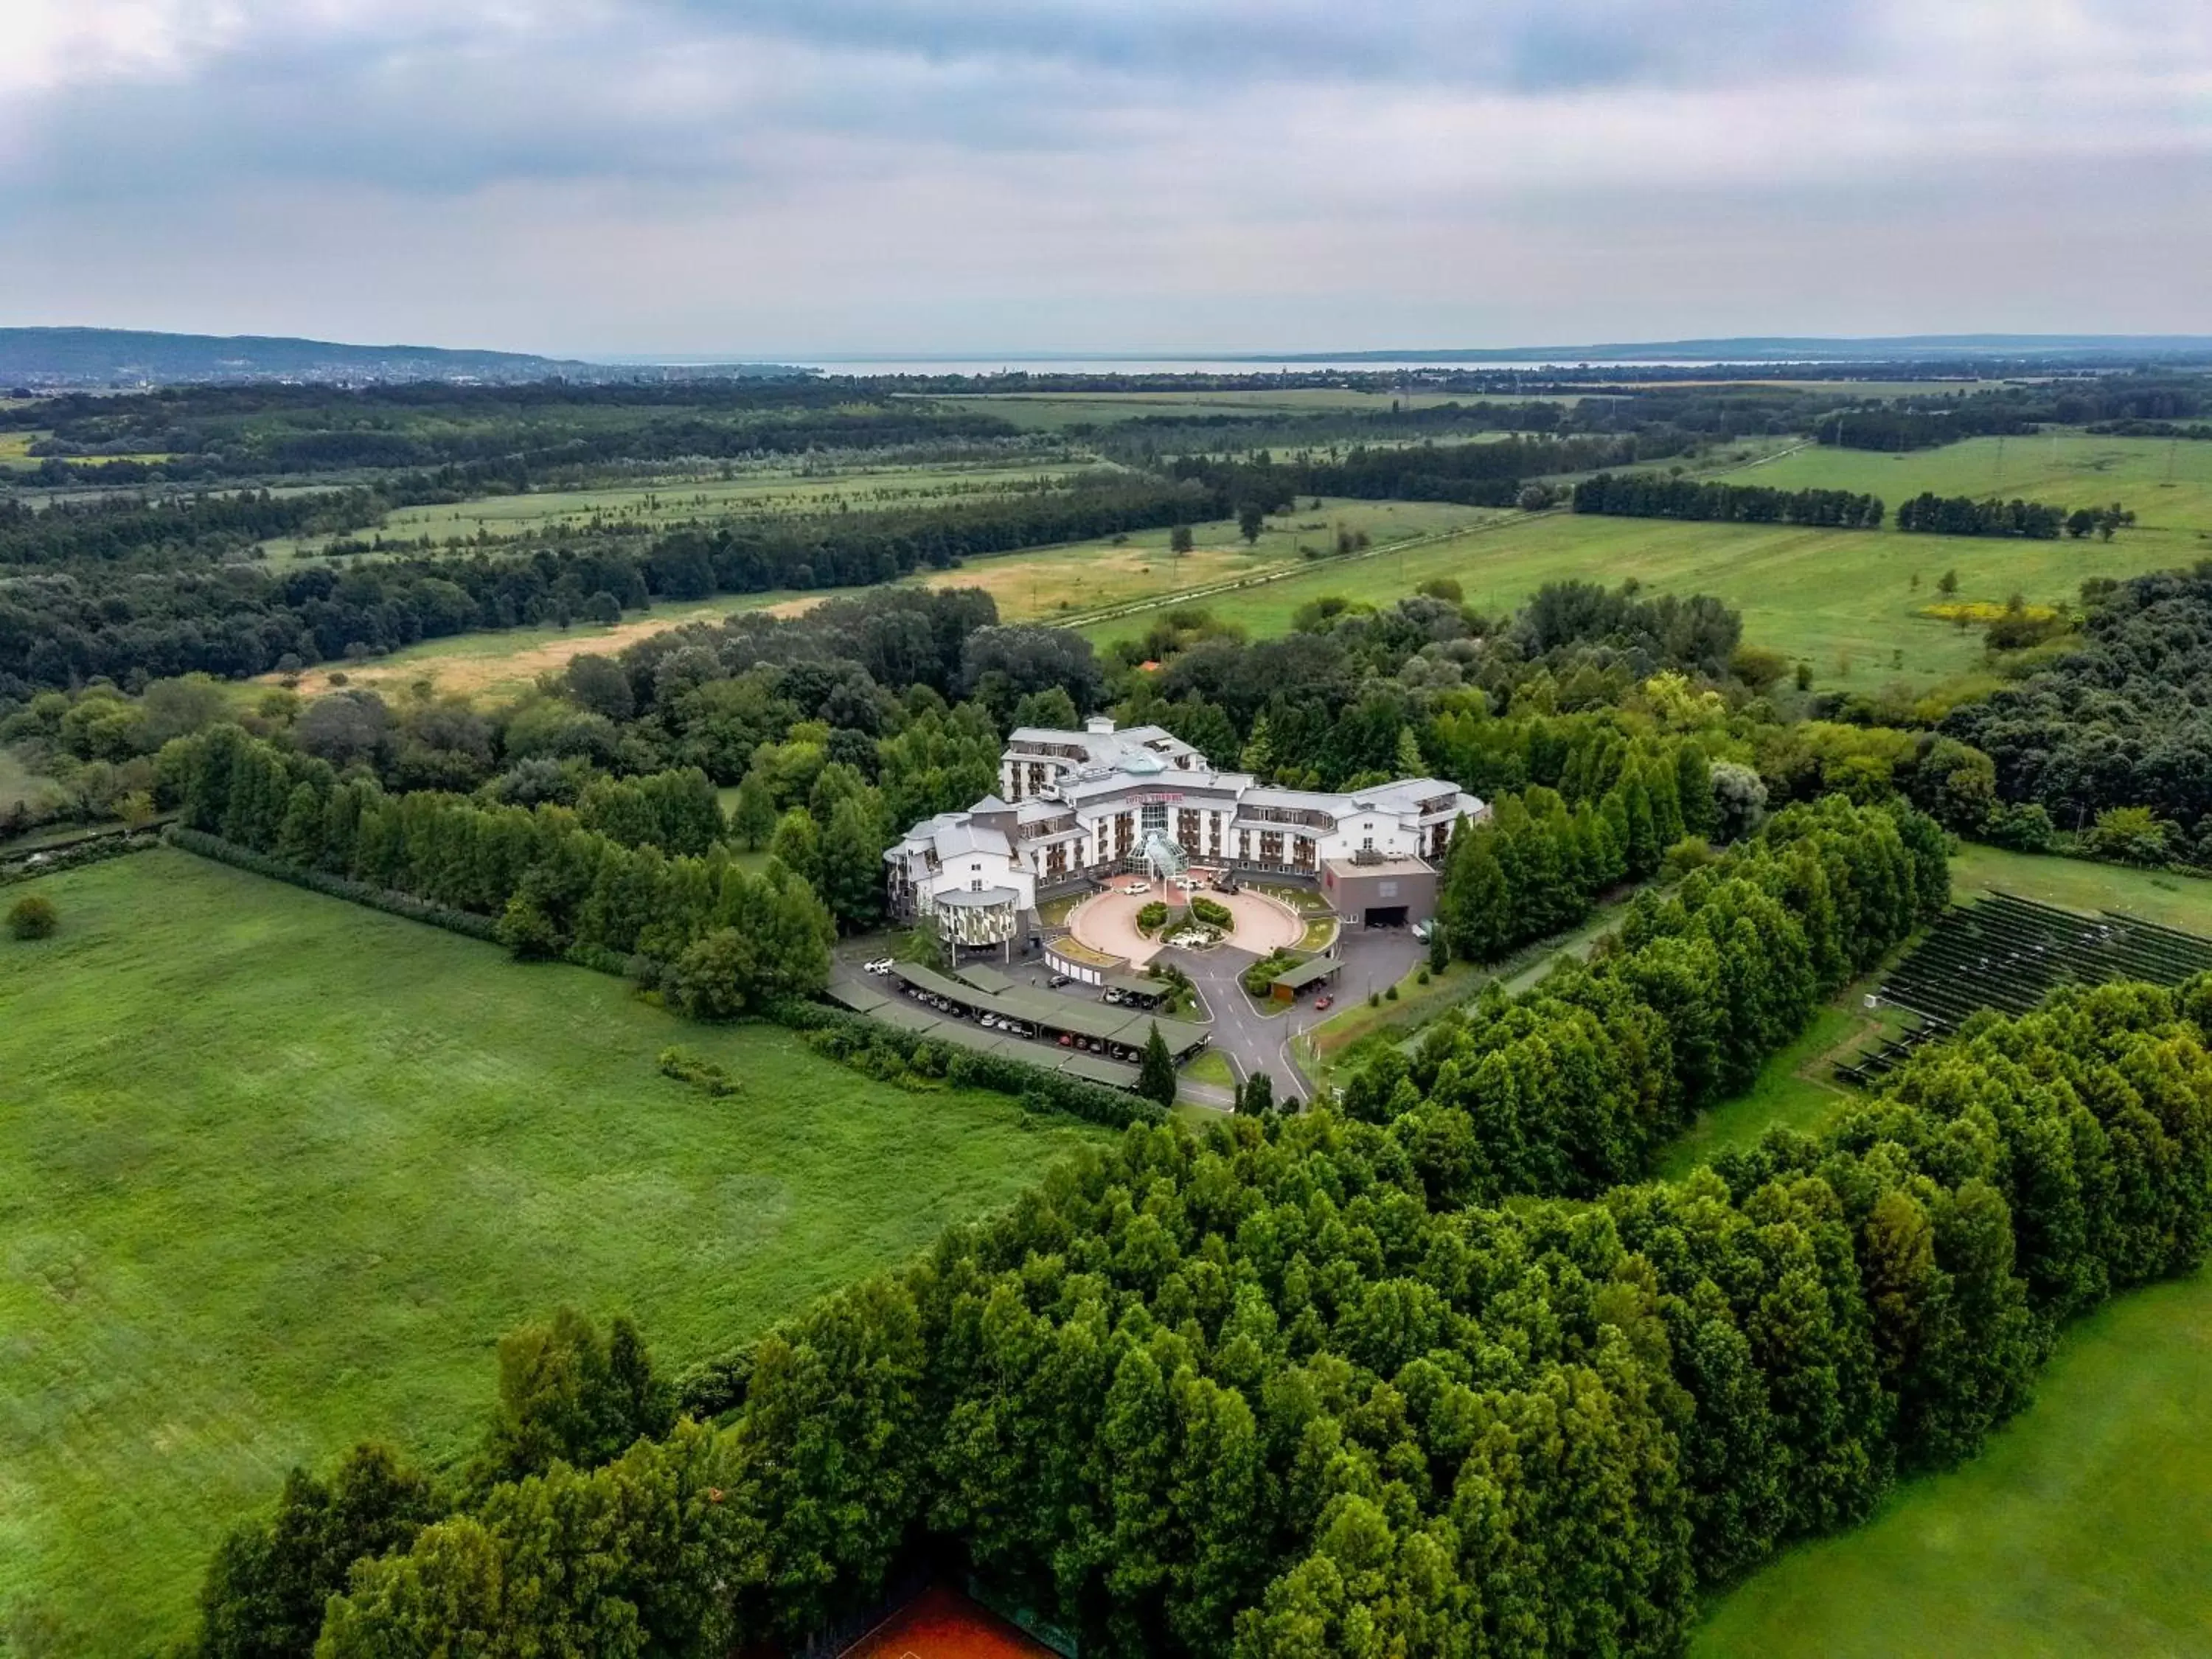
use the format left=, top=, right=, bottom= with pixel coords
left=1239, top=712, right=1274, bottom=779
left=1138, top=1023, right=1178, bottom=1106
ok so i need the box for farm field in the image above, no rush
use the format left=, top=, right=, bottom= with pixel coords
left=0, top=851, right=1096, bottom=1655
left=1692, top=1265, right=2212, bottom=1658
left=260, top=456, right=1111, bottom=560
left=276, top=589, right=811, bottom=701
left=919, top=496, right=1510, bottom=623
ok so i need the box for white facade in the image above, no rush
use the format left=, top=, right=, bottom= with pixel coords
left=886, top=717, right=1487, bottom=921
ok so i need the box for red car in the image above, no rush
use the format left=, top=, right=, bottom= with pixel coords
left=1313, top=995, right=1334, bottom=1011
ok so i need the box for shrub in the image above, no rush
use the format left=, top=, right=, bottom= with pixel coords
left=657, top=1046, right=740, bottom=1098
left=7, top=894, right=58, bottom=939
left=2084, top=805, right=2174, bottom=868
left=1135, top=900, right=1169, bottom=933
left=1189, top=894, right=1232, bottom=929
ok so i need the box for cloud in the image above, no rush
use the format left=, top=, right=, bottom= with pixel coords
left=0, top=0, right=2205, bottom=350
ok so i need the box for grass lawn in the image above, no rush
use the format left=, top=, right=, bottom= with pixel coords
left=1693, top=1266, right=2212, bottom=1658
left=1084, top=434, right=2211, bottom=689
left=0, top=851, right=1096, bottom=1656
left=1180, top=1048, right=1236, bottom=1090
left=1655, top=1001, right=1868, bottom=1178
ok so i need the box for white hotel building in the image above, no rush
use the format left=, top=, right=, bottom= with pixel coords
left=884, top=717, right=1486, bottom=945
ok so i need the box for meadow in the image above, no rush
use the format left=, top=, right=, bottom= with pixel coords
left=922, top=495, right=1509, bottom=625
left=1693, top=1266, right=2212, bottom=1657
left=1077, top=432, right=2212, bottom=686
left=0, top=851, right=1096, bottom=1655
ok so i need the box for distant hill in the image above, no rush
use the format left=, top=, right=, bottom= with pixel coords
left=1261, top=335, right=2212, bottom=365
left=0, top=327, right=804, bottom=387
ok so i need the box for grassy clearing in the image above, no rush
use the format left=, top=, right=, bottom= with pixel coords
left=259, top=459, right=1111, bottom=560
left=1694, top=1267, right=2212, bottom=1658
left=0, top=746, right=69, bottom=819
left=0, top=851, right=1096, bottom=1655
left=1079, top=434, right=2210, bottom=687
left=922, top=497, right=1506, bottom=625
left=1656, top=1001, right=1871, bottom=1178
left=275, top=591, right=811, bottom=703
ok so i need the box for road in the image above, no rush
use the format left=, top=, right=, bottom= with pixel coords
left=1163, top=927, right=1425, bottom=1109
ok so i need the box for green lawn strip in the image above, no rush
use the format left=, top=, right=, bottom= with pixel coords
left=0, top=851, right=1094, bottom=1656
left=1692, top=1267, right=2212, bottom=1658
left=1952, top=841, right=2212, bottom=931
left=1180, top=1048, right=1236, bottom=1090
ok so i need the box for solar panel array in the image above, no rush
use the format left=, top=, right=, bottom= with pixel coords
left=1842, top=892, right=2212, bottom=1087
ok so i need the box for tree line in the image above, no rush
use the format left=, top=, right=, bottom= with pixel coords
left=1893, top=491, right=2072, bottom=538
left=1355, top=796, right=1949, bottom=1196
left=189, top=936, right=2212, bottom=1657
left=162, top=724, right=835, bottom=1016
left=0, top=474, right=1211, bottom=696
left=7, top=379, right=1023, bottom=479
left=1571, top=472, right=1885, bottom=528
left=1168, top=434, right=1649, bottom=512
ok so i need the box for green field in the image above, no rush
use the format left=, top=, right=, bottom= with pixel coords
left=260, top=457, right=1110, bottom=560
left=1694, top=1266, right=2212, bottom=1658
left=279, top=590, right=810, bottom=703
left=925, top=496, right=1509, bottom=624
left=1060, top=432, right=2212, bottom=686
left=1719, top=429, right=2212, bottom=533
left=0, top=852, right=1096, bottom=1655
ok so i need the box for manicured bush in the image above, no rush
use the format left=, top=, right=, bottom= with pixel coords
left=1135, top=900, right=1169, bottom=933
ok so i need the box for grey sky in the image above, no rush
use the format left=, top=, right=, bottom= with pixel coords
left=3, top=0, right=2207, bottom=356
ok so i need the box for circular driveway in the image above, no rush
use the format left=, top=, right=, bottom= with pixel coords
left=1069, top=883, right=1304, bottom=966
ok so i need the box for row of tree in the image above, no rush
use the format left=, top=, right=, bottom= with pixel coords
left=1360, top=796, right=1949, bottom=1195
left=163, top=724, right=835, bottom=1015
left=196, top=956, right=2212, bottom=1657
left=1893, top=492, right=2071, bottom=538
left=1571, top=472, right=1885, bottom=527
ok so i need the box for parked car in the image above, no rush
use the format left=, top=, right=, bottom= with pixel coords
left=1121, top=882, right=1149, bottom=896
left=864, top=956, right=894, bottom=974
left=1411, top=921, right=1432, bottom=942
left=1047, top=973, right=1074, bottom=988
left=1313, top=995, right=1335, bottom=1011
left=1103, top=989, right=1124, bottom=1004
